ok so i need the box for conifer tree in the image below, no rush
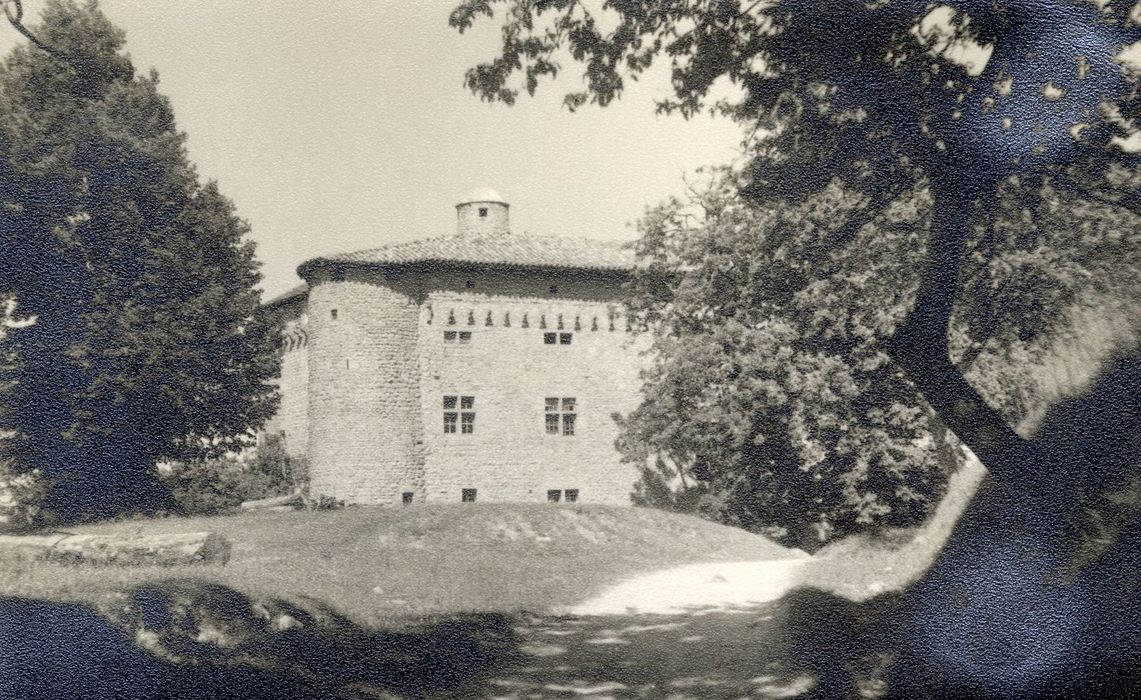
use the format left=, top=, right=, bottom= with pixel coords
left=0, top=0, right=278, bottom=519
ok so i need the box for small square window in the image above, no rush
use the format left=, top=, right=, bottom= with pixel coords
left=565, top=489, right=579, bottom=503
left=559, top=333, right=573, bottom=345
left=547, top=489, right=562, bottom=503
left=444, top=331, right=457, bottom=343
left=562, top=398, right=575, bottom=412
left=462, top=488, right=477, bottom=502
left=460, top=396, right=474, bottom=410
left=402, top=491, right=414, bottom=505
left=544, top=332, right=557, bottom=345
left=458, top=331, right=472, bottom=344
left=443, top=396, right=457, bottom=410
left=478, top=207, right=488, bottom=218
left=545, top=397, right=559, bottom=412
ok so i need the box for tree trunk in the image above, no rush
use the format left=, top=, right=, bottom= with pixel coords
left=0, top=531, right=231, bottom=566
left=886, top=176, right=1034, bottom=480
left=880, top=176, right=1139, bottom=694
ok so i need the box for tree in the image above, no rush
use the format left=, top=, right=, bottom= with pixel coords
left=0, top=0, right=279, bottom=520
left=451, top=0, right=1139, bottom=473
left=453, top=0, right=1141, bottom=692
left=621, top=168, right=958, bottom=550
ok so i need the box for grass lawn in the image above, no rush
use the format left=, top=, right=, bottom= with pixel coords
left=0, top=503, right=799, bottom=626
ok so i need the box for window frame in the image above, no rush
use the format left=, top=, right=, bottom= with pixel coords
left=544, top=396, right=577, bottom=436
left=444, top=395, right=475, bottom=435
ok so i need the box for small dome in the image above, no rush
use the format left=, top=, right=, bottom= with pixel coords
left=458, top=187, right=507, bottom=206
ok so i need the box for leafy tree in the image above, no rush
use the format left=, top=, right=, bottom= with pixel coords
left=621, top=169, right=958, bottom=550
left=451, top=0, right=1139, bottom=476
left=453, top=0, right=1141, bottom=692
left=0, top=0, right=278, bottom=520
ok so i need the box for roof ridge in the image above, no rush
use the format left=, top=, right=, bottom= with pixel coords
left=297, top=229, right=636, bottom=276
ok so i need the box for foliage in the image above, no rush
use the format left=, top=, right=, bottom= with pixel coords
left=452, top=1, right=1141, bottom=476
left=452, top=1, right=1139, bottom=193
left=164, top=434, right=307, bottom=516
left=247, top=432, right=308, bottom=500
left=0, top=1, right=279, bottom=520
left=621, top=170, right=962, bottom=548
left=162, top=458, right=248, bottom=516
left=0, top=459, right=50, bottom=531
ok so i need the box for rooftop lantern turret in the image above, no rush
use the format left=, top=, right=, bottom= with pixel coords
left=455, top=187, right=509, bottom=237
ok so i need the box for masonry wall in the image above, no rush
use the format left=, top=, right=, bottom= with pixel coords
left=415, top=269, right=646, bottom=505
left=262, top=297, right=309, bottom=460
left=306, top=275, right=425, bottom=503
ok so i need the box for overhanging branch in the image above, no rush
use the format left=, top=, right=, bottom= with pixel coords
left=3, top=0, right=67, bottom=60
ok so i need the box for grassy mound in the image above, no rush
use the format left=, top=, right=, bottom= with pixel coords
left=0, top=504, right=796, bottom=624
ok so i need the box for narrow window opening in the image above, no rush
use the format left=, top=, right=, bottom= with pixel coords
left=462, top=488, right=477, bottom=502
left=547, top=489, right=562, bottom=503
left=402, top=492, right=414, bottom=505
left=565, top=489, right=579, bottom=503
left=543, top=332, right=557, bottom=345
left=443, top=395, right=458, bottom=434
left=559, top=333, right=573, bottom=345
left=330, top=309, right=338, bottom=320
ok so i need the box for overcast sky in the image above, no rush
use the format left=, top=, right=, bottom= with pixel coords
left=1, top=1, right=744, bottom=299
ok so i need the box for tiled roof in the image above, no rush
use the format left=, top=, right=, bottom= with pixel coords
left=298, top=233, right=635, bottom=275
left=263, top=282, right=308, bottom=307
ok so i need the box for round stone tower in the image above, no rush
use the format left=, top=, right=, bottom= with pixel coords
left=455, top=187, right=509, bottom=237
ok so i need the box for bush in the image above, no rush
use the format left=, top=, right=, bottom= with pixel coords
left=162, top=458, right=248, bottom=516
left=0, top=459, right=51, bottom=532
left=162, top=433, right=309, bottom=516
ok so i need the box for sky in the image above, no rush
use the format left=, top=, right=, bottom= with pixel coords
left=0, top=1, right=746, bottom=299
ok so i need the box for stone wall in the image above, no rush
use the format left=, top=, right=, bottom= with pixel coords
left=295, top=263, right=646, bottom=507
left=305, top=275, right=425, bottom=503
left=262, top=297, right=309, bottom=459
left=415, top=269, right=646, bottom=505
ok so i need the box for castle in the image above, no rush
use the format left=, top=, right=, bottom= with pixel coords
left=262, top=189, right=647, bottom=505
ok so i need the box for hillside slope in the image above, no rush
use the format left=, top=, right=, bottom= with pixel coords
left=2, top=504, right=798, bottom=624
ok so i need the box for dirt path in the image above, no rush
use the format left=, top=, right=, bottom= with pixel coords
left=566, top=555, right=811, bottom=616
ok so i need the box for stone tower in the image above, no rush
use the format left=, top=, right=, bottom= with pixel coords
left=455, top=187, right=509, bottom=237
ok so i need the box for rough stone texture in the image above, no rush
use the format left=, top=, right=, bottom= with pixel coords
left=262, top=196, right=648, bottom=507
left=418, top=286, right=645, bottom=505
left=455, top=199, right=509, bottom=237
left=262, top=296, right=309, bottom=459
left=0, top=532, right=231, bottom=566
left=306, top=275, right=425, bottom=504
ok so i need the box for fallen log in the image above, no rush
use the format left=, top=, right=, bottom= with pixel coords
left=0, top=531, right=231, bottom=566
left=240, top=491, right=304, bottom=511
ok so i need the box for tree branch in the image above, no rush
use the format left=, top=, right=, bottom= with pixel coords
left=886, top=180, right=1036, bottom=482
left=3, top=0, right=67, bottom=60
left=1050, top=169, right=1141, bottom=216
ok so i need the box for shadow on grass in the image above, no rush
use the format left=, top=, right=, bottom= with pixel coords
left=0, top=579, right=519, bottom=699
